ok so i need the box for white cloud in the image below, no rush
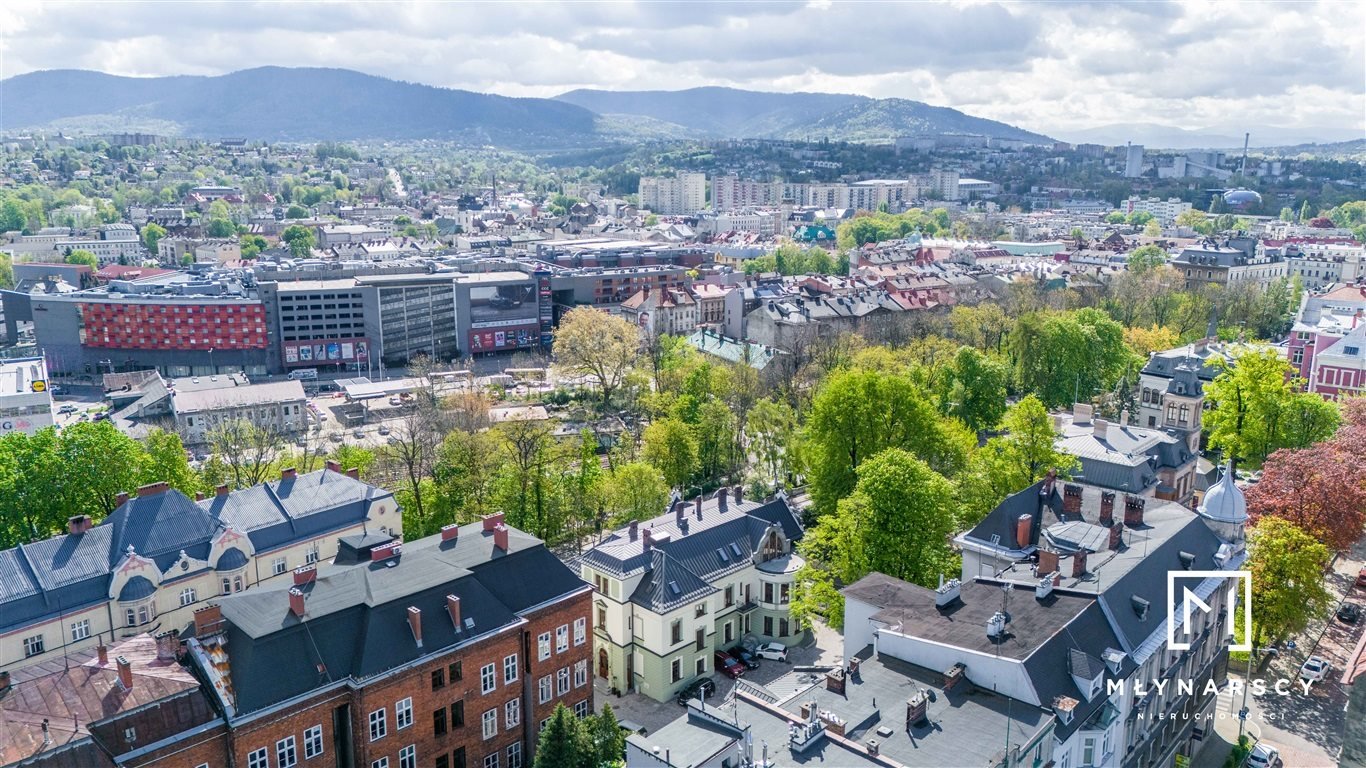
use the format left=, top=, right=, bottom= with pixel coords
left=0, top=0, right=1361, bottom=138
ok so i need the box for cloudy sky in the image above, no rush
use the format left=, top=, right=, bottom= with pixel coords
left=2, top=0, right=1363, bottom=142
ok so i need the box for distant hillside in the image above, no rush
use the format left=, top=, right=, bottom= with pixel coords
left=556, top=86, right=1052, bottom=143
left=0, top=68, right=600, bottom=147
left=1060, top=122, right=1365, bottom=150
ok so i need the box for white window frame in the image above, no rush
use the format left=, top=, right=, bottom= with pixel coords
left=505, top=697, right=520, bottom=728
left=503, top=653, right=518, bottom=685
left=70, top=619, right=90, bottom=642
left=574, top=660, right=587, bottom=688
left=507, top=742, right=523, bottom=768
left=396, top=696, right=413, bottom=730
left=539, top=675, right=552, bottom=704
left=23, top=634, right=44, bottom=657
left=537, top=632, right=551, bottom=660
left=369, top=707, right=387, bottom=741
left=573, top=617, right=586, bottom=646
left=482, top=708, right=498, bottom=740
left=304, top=725, right=324, bottom=759
left=372, top=759, right=389, bottom=768
left=483, top=755, right=499, bottom=768
left=180, top=587, right=197, bottom=607
left=276, top=735, right=298, bottom=768
left=399, top=744, right=416, bottom=768
left=480, top=662, right=496, bottom=694
left=574, top=699, right=589, bottom=718
left=557, top=667, right=570, bottom=696
left=272, top=557, right=287, bottom=575
left=247, top=748, right=269, bottom=768
left=555, top=624, right=569, bottom=653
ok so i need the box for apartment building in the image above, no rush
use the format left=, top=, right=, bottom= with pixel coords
left=0, top=356, right=55, bottom=437
left=0, top=465, right=398, bottom=675
left=1172, top=238, right=1286, bottom=290
left=638, top=173, right=707, bottom=215
left=171, top=379, right=309, bottom=444
left=1055, top=403, right=1200, bottom=507
left=579, top=488, right=804, bottom=702
left=1122, top=196, right=1192, bottom=225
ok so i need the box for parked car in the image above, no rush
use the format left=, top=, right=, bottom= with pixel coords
left=714, top=651, right=745, bottom=679
left=1245, top=742, right=1280, bottom=768
left=329, top=433, right=344, bottom=443
left=352, top=429, right=365, bottom=439
left=675, top=678, right=717, bottom=706
left=754, top=643, right=788, bottom=662
left=57, top=404, right=77, bottom=414
left=378, top=425, right=391, bottom=435
left=1300, top=656, right=1330, bottom=683
left=728, top=645, right=761, bottom=669
left=1338, top=603, right=1361, bottom=624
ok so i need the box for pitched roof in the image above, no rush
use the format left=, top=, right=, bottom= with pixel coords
left=631, top=550, right=718, bottom=613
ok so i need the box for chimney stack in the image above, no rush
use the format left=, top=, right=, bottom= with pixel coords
left=1109, top=524, right=1124, bottom=551
left=345, top=467, right=359, bottom=480
left=1099, top=492, right=1116, bottom=526
left=116, top=656, right=133, bottom=690
left=194, top=491, right=205, bottom=501
left=293, top=564, right=317, bottom=586
left=734, top=485, right=743, bottom=504
left=1123, top=495, right=1146, bottom=527
left=493, top=524, right=509, bottom=552
left=628, top=520, right=639, bottom=541
left=137, top=481, right=170, bottom=498
left=1092, top=418, right=1109, bottom=441
left=1063, top=484, right=1083, bottom=516
left=288, top=587, right=306, bottom=617
left=97, top=643, right=109, bottom=665
left=326, top=459, right=341, bottom=473
left=717, top=487, right=728, bottom=512
left=67, top=515, right=93, bottom=535
left=1073, top=403, right=1094, bottom=424
left=695, top=494, right=703, bottom=520
left=155, top=631, right=178, bottom=661
left=193, top=604, right=224, bottom=638
left=116, top=491, right=130, bottom=506
left=643, top=527, right=654, bottom=551
left=215, top=483, right=230, bottom=497
left=482, top=513, right=505, bottom=532
left=441, top=523, right=460, bottom=543
left=407, top=606, right=423, bottom=648
left=1071, top=550, right=1089, bottom=578
left=1038, top=549, right=1059, bottom=575
left=446, top=594, right=462, bottom=630
left=1041, top=468, right=1057, bottom=497
left=1015, top=513, right=1034, bottom=548
left=371, top=541, right=401, bottom=562
left=281, top=467, right=297, bottom=481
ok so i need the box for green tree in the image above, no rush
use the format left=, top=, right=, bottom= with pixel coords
left=587, top=704, right=626, bottom=767
left=939, top=346, right=1008, bottom=433
left=1143, top=219, right=1162, bottom=238
left=65, top=249, right=98, bottom=269
left=58, top=421, right=145, bottom=517
left=432, top=429, right=500, bottom=524
left=205, top=217, right=236, bottom=237
left=139, top=428, right=199, bottom=496
left=281, top=224, right=316, bottom=258
left=746, top=397, right=796, bottom=488
left=957, top=396, right=1079, bottom=524
left=605, top=461, right=668, bottom=525
left=1246, top=517, right=1333, bottom=648
left=1126, top=244, right=1167, bottom=274
left=0, top=198, right=27, bottom=232
left=1104, top=211, right=1127, bottom=225
left=0, top=252, right=13, bottom=290
left=285, top=204, right=308, bottom=219
left=1010, top=309, right=1132, bottom=409
left=239, top=234, right=268, bottom=260
left=533, top=704, right=591, bottom=768
left=140, top=222, right=167, bottom=254
left=329, top=444, right=377, bottom=480
left=643, top=418, right=698, bottom=489
left=1204, top=349, right=1337, bottom=464
left=1126, top=211, right=1154, bottom=227
left=554, top=307, right=640, bottom=410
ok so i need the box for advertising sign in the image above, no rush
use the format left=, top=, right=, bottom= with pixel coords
left=282, top=337, right=370, bottom=367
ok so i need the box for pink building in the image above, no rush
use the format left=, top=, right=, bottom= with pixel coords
left=1309, top=323, right=1366, bottom=399
left=1287, top=284, right=1366, bottom=387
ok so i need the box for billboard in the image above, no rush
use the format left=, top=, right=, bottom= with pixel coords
left=283, top=337, right=370, bottom=367
left=468, top=321, right=538, bottom=353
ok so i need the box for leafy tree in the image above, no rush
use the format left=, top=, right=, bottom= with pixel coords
left=1204, top=350, right=1338, bottom=464
left=58, top=420, right=145, bottom=517
left=493, top=419, right=561, bottom=541
left=746, top=397, right=796, bottom=488
left=432, top=429, right=500, bottom=524
left=65, top=249, right=98, bottom=269
left=329, top=444, right=377, bottom=480
left=0, top=252, right=13, bottom=290
left=554, top=307, right=640, bottom=409
left=140, top=428, right=200, bottom=496
left=1010, top=309, right=1133, bottom=409
left=0, top=198, right=27, bottom=232
left=140, top=222, right=167, bottom=254
left=693, top=398, right=738, bottom=483
left=938, top=346, right=1008, bottom=433
left=1176, top=208, right=1213, bottom=235
left=285, top=204, right=308, bottom=219
left=1246, top=517, right=1333, bottom=648
left=1126, top=244, right=1167, bottom=274
left=957, top=396, right=1078, bottom=524
left=1246, top=439, right=1366, bottom=553
left=1126, top=211, right=1155, bottom=227
left=205, top=420, right=286, bottom=489
left=1123, top=325, right=1179, bottom=358
left=239, top=234, right=268, bottom=260
left=1104, top=211, right=1127, bottom=225
left=1143, top=219, right=1162, bottom=238
left=533, top=704, right=591, bottom=768
left=205, top=217, right=236, bottom=238
left=587, top=704, right=626, bottom=767
left=642, top=418, right=698, bottom=489
left=949, top=303, right=1011, bottom=353
left=281, top=224, right=316, bottom=258
left=605, top=461, right=668, bottom=525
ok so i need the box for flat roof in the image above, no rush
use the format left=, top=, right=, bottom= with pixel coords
left=172, top=380, right=306, bottom=413
left=0, top=356, right=50, bottom=396
left=272, top=279, right=362, bottom=291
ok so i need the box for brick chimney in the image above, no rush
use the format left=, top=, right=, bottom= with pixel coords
left=628, top=520, right=639, bottom=541
left=0, top=671, right=10, bottom=692
left=371, top=541, right=401, bottom=562
left=642, top=527, right=654, bottom=551
left=1015, top=513, right=1034, bottom=548
left=293, top=564, right=317, bottom=586
left=1071, top=550, right=1088, bottom=578
left=482, top=513, right=505, bottom=532
left=1092, top=418, right=1109, bottom=440
left=493, top=524, right=509, bottom=552
left=1109, top=524, right=1124, bottom=551
left=97, top=643, right=109, bottom=665
left=116, top=656, right=133, bottom=690
left=695, top=494, right=703, bottom=520
left=407, top=606, right=423, bottom=648
left=1099, top=492, right=1116, bottom=526
left=116, top=491, right=130, bottom=506
left=137, top=481, right=170, bottom=497
left=326, top=459, right=341, bottom=473
left=288, top=587, right=306, bottom=617
left=215, top=483, right=230, bottom=497
left=734, top=485, right=743, bottom=504
left=717, top=487, right=728, bottom=512
left=281, top=467, right=297, bottom=481
left=1038, top=549, right=1059, bottom=575
left=1123, top=495, right=1146, bottom=527
left=193, top=604, right=224, bottom=638
left=446, top=594, right=462, bottom=630
left=155, top=631, right=178, bottom=661
left=1063, top=484, right=1083, bottom=516
left=345, top=467, right=359, bottom=480
left=441, top=523, right=460, bottom=542
left=67, top=515, right=93, bottom=535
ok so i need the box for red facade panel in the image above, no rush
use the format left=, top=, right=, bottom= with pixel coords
left=80, top=302, right=269, bottom=350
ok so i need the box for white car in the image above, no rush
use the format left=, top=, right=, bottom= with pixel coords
left=1299, top=656, right=1330, bottom=683
left=1245, top=742, right=1280, bottom=768
left=753, top=643, right=788, bottom=662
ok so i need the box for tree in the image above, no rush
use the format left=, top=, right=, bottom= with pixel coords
left=1246, top=440, right=1366, bottom=554
left=1176, top=208, right=1212, bottom=235
left=1204, top=350, right=1337, bottom=464
left=605, top=462, right=669, bottom=525
left=493, top=418, right=562, bottom=541
left=1010, top=309, right=1133, bottom=409
left=554, top=307, right=640, bottom=410
left=1143, top=219, right=1162, bottom=238
left=281, top=224, right=316, bottom=258
left=587, top=704, right=626, bottom=767
left=285, top=204, right=309, bottom=219
left=533, top=704, right=590, bottom=768
left=0, top=252, right=13, bottom=290
left=1246, top=517, right=1333, bottom=648
left=432, top=429, right=500, bottom=524
left=939, top=346, right=1008, bottom=433
left=65, top=249, right=98, bottom=269
left=205, top=420, right=285, bottom=489
left=957, top=396, right=1079, bottom=524
left=1123, top=325, right=1179, bottom=358
left=642, top=417, right=698, bottom=489
left=239, top=234, right=268, bottom=260
left=140, top=222, right=167, bottom=254
left=746, top=398, right=796, bottom=489
left=1104, top=211, right=1127, bottom=224
left=1126, top=244, right=1167, bottom=274
left=205, top=217, right=236, bottom=238
left=1126, top=211, right=1155, bottom=227
left=140, top=428, right=200, bottom=496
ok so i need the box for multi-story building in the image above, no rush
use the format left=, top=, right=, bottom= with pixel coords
left=172, top=379, right=310, bottom=444
left=54, top=224, right=145, bottom=266
left=638, top=173, right=707, bottom=215
left=928, top=169, right=961, bottom=201
left=1288, top=283, right=1366, bottom=387
left=0, top=356, right=55, bottom=437
left=711, top=176, right=783, bottom=212
left=1172, top=238, right=1286, bottom=289
left=579, top=488, right=804, bottom=702
left=1307, top=322, right=1366, bottom=399
left=0, top=465, right=398, bottom=675
left=258, top=278, right=377, bottom=373
left=1055, top=403, right=1200, bottom=507
left=1124, top=144, right=1145, bottom=178
left=184, top=515, right=592, bottom=768
left=1122, top=196, right=1192, bottom=225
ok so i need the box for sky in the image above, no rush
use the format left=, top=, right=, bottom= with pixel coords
left=2, top=0, right=1363, bottom=143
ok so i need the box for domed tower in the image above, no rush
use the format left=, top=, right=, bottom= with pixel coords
left=1197, top=462, right=1247, bottom=553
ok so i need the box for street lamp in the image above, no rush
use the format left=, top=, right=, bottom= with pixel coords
left=1238, top=646, right=1277, bottom=742
left=208, top=347, right=215, bottom=375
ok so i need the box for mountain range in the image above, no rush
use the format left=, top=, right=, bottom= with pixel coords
left=0, top=67, right=1053, bottom=147
left=1058, top=122, right=1365, bottom=150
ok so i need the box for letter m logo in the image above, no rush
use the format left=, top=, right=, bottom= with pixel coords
left=1167, top=570, right=1251, bottom=652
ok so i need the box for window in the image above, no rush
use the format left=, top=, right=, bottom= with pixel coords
left=180, top=587, right=197, bottom=607
left=480, top=663, right=496, bottom=694
left=574, top=700, right=590, bottom=718
left=432, top=668, right=446, bottom=690
left=780, top=584, right=790, bottom=604
left=450, top=660, right=463, bottom=681
left=482, top=708, right=498, bottom=739
left=304, top=725, right=323, bottom=759
left=537, top=632, right=551, bottom=660
left=670, top=620, right=682, bottom=645
left=70, top=619, right=90, bottom=642
left=573, top=617, right=586, bottom=646
left=277, top=736, right=298, bottom=768
left=1082, top=738, right=1096, bottom=766
left=556, top=624, right=569, bottom=653
left=507, top=742, right=522, bottom=768
left=23, top=634, right=44, bottom=657
left=222, top=577, right=232, bottom=595
left=764, top=616, right=774, bottom=636
left=451, top=700, right=465, bottom=727
left=695, top=627, right=705, bottom=651
left=1348, top=347, right=1361, bottom=356
left=272, top=557, right=287, bottom=575
left=695, top=603, right=707, bottom=618
left=597, top=604, right=607, bottom=628
left=539, top=676, right=552, bottom=703
left=558, top=667, right=570, bottom=695
left=234, top=575, right=244, bottom=592
left=575, top=660, right=588, bottom=688
left=373, top=759, right=389, bottom=768
left=396, top=697, right=413, bottom=730
left=505, top=698, right=520, bottom=728
left=369, top=707, right=388, bottom=741
left=399, top=745, right=416, bottom=768
left=670, top=659, right=682, bottom=682
left=126, top=608, right=137, bottom=627
left=483, top=755, right=499, bottom=768
left=437, top=757, right=450, bottom=768
left=779, top=618, right=789, bottom=637
left=503, top=653, right=518, bottom=685
left=247, top=748, right=269, bottom=768
left=696, top=657, right=706, bottom=677
left=305, top=549, right=319, bottom=564
left=723, top=621, right=733, bottom=644
left=454, top=748, right=466, bottom=768
left=724, top=585, right=734, bottom=607
left=763, top=583, right=774, bottom=603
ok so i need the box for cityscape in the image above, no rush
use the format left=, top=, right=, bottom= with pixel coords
left=0, top=2, right=1364, bottom=768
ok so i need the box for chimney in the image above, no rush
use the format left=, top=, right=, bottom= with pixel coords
left=215, top=483, right=229, bottom=497
left=1072, top=550, right=1089, bottom=578
left=1073, top=403, right=1094, bottom=424
left=326, top=459, right=341, bottom=473
left=642, top=527, right=654, bottom=551
left=407, top=606, right=423, bottom=648
left=1042, top=468, right=1057, bottom=496
left=0, top=671, right=9, bottom=692
left=446, top=594, right=462, bottom=630
left=1124, top=495, right=1146, bottom=527
left=345, top=467, right=359, bottom=480
left=717, top=487, right=728, bottom=512
left=482, top=513, right=505, bottom=532
left=1092, top=418, right=1109, bottom=440
left=1015, top=513, right=1033, bottom=548
left=695, top=494, right=703, bottom=520
left=293, top=564, right=317, bottom=586
left=97, top=643, right=109, bottom=665
left=493, top=524, right=509, bottom=552
left=628, top=520, right=639, bottom=541
left=1099, top=492, right=1116, bottom=526
left=288, top=587, right=306, bottom=617
left=194, top=491, right=205, bottom=501
left=441, top=523, right=460, bottom=542
left=1038, top=549, right=1059, bottom=575
left=1120, top=408, right=1130, bottom=426
left=371, top=541, right=402, bottom=562
left=116, top=491, right=130, bottom=506
left=734, top=485, right=743, bottom=504
left=193, top=604, right=224, bottom=638
left=67, top=515, right=93, bottom=535
left=281, top=467, right=297, bottom=481
left=1063, top=484, right=1083, bottom=516
left=137, top=481, right=170, bottom=497
left=1109, top=524, right=1124, bottom=551
left=155, top=631, right=178, bottom=661
left=116, top=656, right=133, bottom=690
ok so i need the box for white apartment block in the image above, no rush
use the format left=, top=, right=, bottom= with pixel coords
left=1122, top=196, right=1193, bottom=225
left=639, top=173, right=707, bottom=215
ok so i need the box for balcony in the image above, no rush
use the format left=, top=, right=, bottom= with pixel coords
left=736, top=600, right=760, bottom=614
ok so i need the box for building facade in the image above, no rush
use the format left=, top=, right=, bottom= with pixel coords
left=0, top=356, right=55, bottom=437
left=638, top=173, right=707, bottom=215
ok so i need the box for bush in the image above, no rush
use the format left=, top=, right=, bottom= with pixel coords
left=1221, top=735, right=1252, bottom=768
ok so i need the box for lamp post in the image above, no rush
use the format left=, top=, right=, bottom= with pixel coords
left=208, top=347, right=215, bottom=375
left=1238, top=646, right=1277, bottom=742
